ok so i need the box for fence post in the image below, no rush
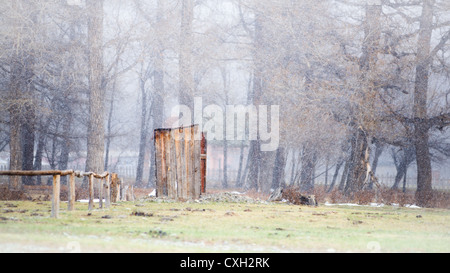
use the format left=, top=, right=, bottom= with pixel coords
left=51, top=175, right=61, bottom=218
left=104, top=174, right=110, bottom=208
left=99, top=177, right=104, bottom=209
left=111, top=173, right=119, bottom=203
left=89, top=174, right=94, bottom=210
left=68, top=173, right=76, bottom=211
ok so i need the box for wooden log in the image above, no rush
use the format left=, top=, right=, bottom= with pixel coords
left=74, top=171, right=108, bottom=179
left=0, top=170, right=74, bottom=176
left=88, top=174, right=94, bottom=210
left=68, top=173, right=76, bottom=211
left=94, top=172, right=109, bottom=179
left=51, top=175, right=61, bottom=218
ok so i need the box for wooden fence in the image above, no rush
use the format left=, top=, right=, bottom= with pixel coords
left=154, top=125, right=207, bottom=200
left=0, top=170, right=123, bottom=218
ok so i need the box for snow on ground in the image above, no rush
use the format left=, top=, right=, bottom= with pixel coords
left=324, top=202, right=421, bottom=209
left=77, top=199, right=105, bottom=203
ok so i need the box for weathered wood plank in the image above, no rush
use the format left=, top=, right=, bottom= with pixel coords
left=154, top=130, right=163, bottom=197
left=193, top=126, right=201, bottom=199
left=173, top=129, right=183, bottom=199
left=184, top=127, right=192, bottom=199
left=168, top=130, right=178, bottom=199
left=179, top=128, right=187, bottom=199
left=164, top=131, right=172, bottom=198
left=201, top=132, right=207, bottom=194
left=189, top=126, right=196, bottom=198
left=161, top=131, right=168, bottom=196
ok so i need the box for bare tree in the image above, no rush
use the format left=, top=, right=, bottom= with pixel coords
left=85, top=0, right=106, bottom=179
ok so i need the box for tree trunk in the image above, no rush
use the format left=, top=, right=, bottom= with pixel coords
left=327, top=158, right=343, bottom=192
left=223, top=139, right=228, bottom=189
left=324, top=157, right=329, bottom=188
left=402, top=167, right=408, bottom=193
left=84, top=0, right=105, bottom=186
left=271, top=147, right=286, bottom=189
left=246, top=141, right=260, bottom=191
left=300, top=145, right=316, bottom=193
left=7, top=2, right=37, bottom=190
left=136, top=77, right=149, bottom=188
left=104, top=68, right=118, bottom=171
left=59, top=114, right=72, bottom=185
left=345, top=2, right=381, bottom=195
left=245, top=13, right=264, bottom=192
left=345, top=127, right=370, bottom=194
left=338, top=158, right=350, bottom=191
left=8, top=57, right=32, bottom=190
left=8, top=107, right=22, bottom=191
left=392, top=156, right=407, bottom=190
left=235, top=141, right=246, bottom=188
left=21, top=105, right=35, bottom=186
left=368, top=140, right=383, bottom=189
left=413, top=0, right=434, bottom=207
left=289, top=150, right=297, bottom=186
left=147, top=0, right=166, bottom=188
left=179, top=0, right=194, bottom=109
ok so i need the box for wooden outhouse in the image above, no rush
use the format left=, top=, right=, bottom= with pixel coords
left=154, top=125, right=207, bottom=200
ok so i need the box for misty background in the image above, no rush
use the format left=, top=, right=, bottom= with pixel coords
left=0, top=0, right=449, bottom=206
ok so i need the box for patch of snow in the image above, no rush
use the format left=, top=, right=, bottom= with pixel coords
left=324, top=201, right=421, bottom=209
left=77, top=199, right=105, bottom=203
left=405, top=204, right=421, bottom=209
left=148, top=189, right=156, bottom=197
left=324, top=202, right=362, bottom=207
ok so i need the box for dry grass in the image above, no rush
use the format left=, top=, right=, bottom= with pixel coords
left=0, top=198, right=449, bottom=253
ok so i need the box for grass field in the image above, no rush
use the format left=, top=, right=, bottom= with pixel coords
left=0, top=198, right=449, bottom=253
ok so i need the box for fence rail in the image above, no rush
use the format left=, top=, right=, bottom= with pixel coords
left=0, top=170, right=122, bottom=218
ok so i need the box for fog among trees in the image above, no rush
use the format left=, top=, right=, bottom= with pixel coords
left=0, top=0, right=449, bottom=207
